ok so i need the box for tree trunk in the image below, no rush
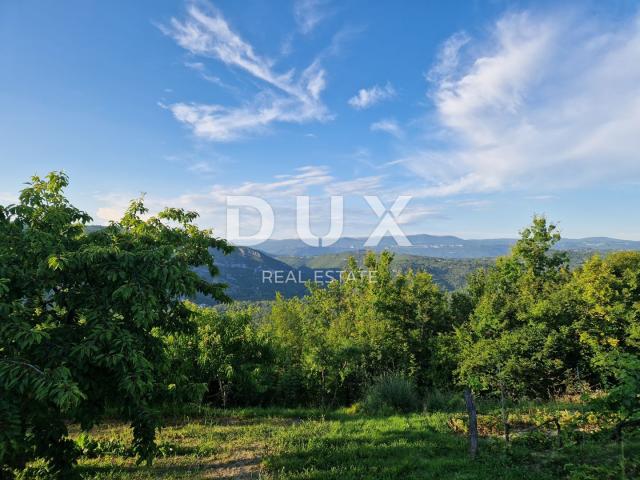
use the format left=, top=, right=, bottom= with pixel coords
left=464, top=388, right=478, bottom=459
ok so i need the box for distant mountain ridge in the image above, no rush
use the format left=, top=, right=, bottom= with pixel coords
left=83, top=226, right=640, bottom=303
left=85, top=226, right=640, bottom=259
left=257, top=234, right=640, bottom=258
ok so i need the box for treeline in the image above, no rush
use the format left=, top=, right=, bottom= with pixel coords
left=171, top=217, right=640, bottom=420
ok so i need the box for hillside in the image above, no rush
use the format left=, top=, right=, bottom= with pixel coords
left=194, top=247, right=630, bottom=304
left=278, top=252, right=493, bottom=291
left=192, top=246, right=310, bottom=304
left=193, top=247, right=494, bottom=303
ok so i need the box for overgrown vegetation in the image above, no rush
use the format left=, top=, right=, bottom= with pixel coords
left=1, top=173, right=639, bottom=478
left=361, top=373, right=421, bottom=414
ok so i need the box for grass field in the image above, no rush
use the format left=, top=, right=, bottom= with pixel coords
left=51, top=403, right=640, bottom=480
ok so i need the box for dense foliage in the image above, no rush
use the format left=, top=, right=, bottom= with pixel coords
left=0, top=173, right=231, bottom=477
left=454, top=217, right=580, bottom=398
left=172, top=253, right=452, bottom=409
left=572, top=252, right=640, bottom=430
left=171, top=217, right=639, bottom=440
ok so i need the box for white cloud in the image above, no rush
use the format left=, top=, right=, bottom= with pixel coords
left=348, top=83, right=396, bottom=109
left=525, top=195, right=556, bottom=201
left=294, top=0, right=332, bottom=34
left=94, top=193, right=135, bottom=223
left=232, top=165, right=334, bottom=198
left=188, top=161, right=216, bottom=174
left=184, top=60, right=226, bottom=86
left=396, top=205, right=442, bottom=225
left=93, top=166, right=398, bottom=239
left=160, top=3, right=329, bottom=141
left=325, top=176, right=383, bottom=195
left=425, top=31, right=470, bottom=83
left=370, top=118, right=403, bottom=138
left=184, top=61, right=204, bottom=71
left=455, top=199, right=493, bottom=209
left=406, top=10, right=640, bottom=197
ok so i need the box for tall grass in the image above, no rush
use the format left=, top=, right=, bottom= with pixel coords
left=362, top=373, right=421, bottom=414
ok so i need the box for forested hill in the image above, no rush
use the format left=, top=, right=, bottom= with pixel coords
left=194, top=248, right=622, bottom=304
left=192, top=246, right=310, bottom=303
left=278, top=252, right=494, bottom=291
left=191, top=247, right=492, bottom=304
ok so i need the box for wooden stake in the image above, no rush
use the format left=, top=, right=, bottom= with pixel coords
left=464, top=388, right=478, bottom=459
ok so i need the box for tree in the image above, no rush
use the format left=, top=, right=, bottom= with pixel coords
left=166, top=303, right=275, bottom=408
left=572, top=252, right=640, bottom=430
left=455, top=216, right=580, bottom=399
left=0, top=172, right=231, bottom=477
left=263, top=251, right=453, bottom=406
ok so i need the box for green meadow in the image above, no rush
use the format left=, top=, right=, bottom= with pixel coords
left=60, top=403, right=637, bottom=480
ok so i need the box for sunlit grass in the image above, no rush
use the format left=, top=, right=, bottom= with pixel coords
left=65, top=406, right=639, bottom=480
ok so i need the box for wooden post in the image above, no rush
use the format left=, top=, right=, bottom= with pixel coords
left=464, top=388, right=478, bottom=459
left=499, top=384, right=510, bottom=443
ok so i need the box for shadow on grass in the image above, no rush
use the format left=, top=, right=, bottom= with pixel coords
left=262, top=422, right=640, bottom=480
left=268, top=421, right=640, bottom=480
left=75, top=411, right=640, bottom=480
left=265, top=429, right=513, bottom=480
left=78, top=455, right=263, bottom=479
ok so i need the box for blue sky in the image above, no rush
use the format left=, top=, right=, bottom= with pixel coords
left=1, top=0, right=640, bottom=240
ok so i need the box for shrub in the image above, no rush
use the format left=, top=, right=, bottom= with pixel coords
left=75, top=433, right=132, bottom=458
left=362, top=374, right=420, bottom=414
left=423, top=388, right=464, bottom=412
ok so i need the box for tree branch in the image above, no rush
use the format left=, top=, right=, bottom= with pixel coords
left=2, top=358, right=46, bottom=376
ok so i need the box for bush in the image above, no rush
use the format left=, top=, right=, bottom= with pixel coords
left=75, top=433, right=132, bottom=458
left=423, top=388, right=464, bottom=412
left=362, top=374, right=421, bottom=414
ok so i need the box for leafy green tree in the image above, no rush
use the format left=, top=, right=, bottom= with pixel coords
left=166, top=303, right=275, bottom=408
left=455, top=216, right=580, bottom=399
left=572, top=252, right=640, bottom=428
left=372, top=253, right=451, bottom=387
left=263, top=251, right=452, bottom=405
left=0, top=172, right=231, bottom=477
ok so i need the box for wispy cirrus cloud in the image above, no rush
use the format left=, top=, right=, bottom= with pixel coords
left=454, top=199, right=493, bottom=209
left=160, top=2, right=330, bottom=141
left=93, top=165, right=404, bottom=238
left=348, top=82, right=396, bottom=109
left=404, top=10, right=640, bottom=197
left=188, top=161, right=216, bottom=174
left=370, top=118, right=403, bottom=138
left=425, top=31, right=470, bottom=83
left=184, top=61, right=228, bottom=87
left=93, top=166, right=333, bottom=225
left=294, top=0, right=332, bottom=34
left=524, top=195, right=556, bottom=201
left=325, top=176, right=383, bottom=195
left=396, top=205, right=443, bottom=225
